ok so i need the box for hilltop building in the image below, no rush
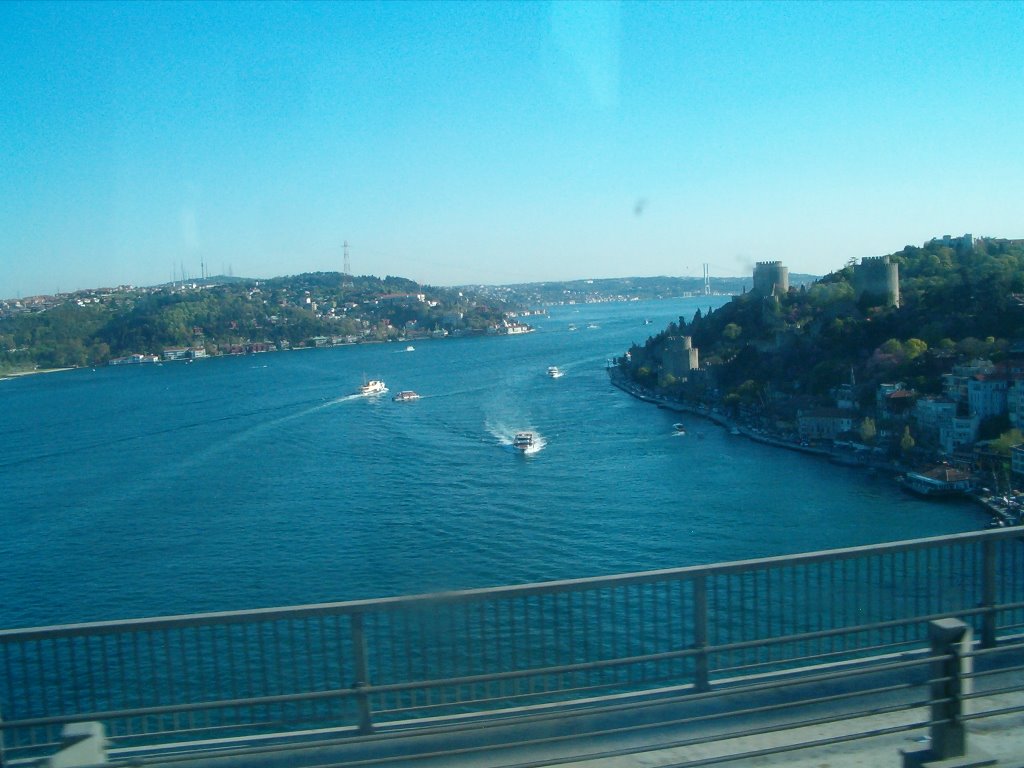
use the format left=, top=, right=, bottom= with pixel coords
left=751, top=262, right=789, bottom=298
left=853, top=255, right=900, bottom=308
left=928, top=233, right=974, bottom=252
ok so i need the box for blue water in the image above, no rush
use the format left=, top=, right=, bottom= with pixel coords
left=0, top=298, right=983, bottom=628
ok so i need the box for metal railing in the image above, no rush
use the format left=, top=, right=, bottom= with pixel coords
left=2, top=528, right=1023, bottom=764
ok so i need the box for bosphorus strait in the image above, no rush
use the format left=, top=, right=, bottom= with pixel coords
left=0, top=298, right=981, bottom=630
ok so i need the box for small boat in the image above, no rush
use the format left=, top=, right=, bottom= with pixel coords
left=512, top=432, right=534, bottom=452
left=643, top=319, right=653, bottom=325
left=547, top=366, right=564, bottom=378
left=357, top=379, right=387, bottom=396
left=568, top=324, right=577, bottom=331
left=405, top=345, right=415, bottom=352
left=587, top=323, right=599, bottom=329
left=392, top=390, right=420, bottom=402
left=673, top=423, right=686, bottom=434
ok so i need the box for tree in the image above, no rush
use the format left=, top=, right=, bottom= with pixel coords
left=900, top=426, right=915, bottom=455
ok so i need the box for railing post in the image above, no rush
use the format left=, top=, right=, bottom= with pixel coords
left=981, top=538, right=997, bottom=649
left=903, top=618, right=985, bottom=767
left=692, top=574, right=709, bottom=693
left=350, top=612, right=375, bottom=735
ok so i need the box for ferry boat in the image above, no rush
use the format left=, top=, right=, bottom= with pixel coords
left=512, top=432, right=534, bottom=452
left=547, top=366, right=564, bottom=378
left=357, top=379, right=387, bottom=396
left=392, top=390, right=420, bottom=402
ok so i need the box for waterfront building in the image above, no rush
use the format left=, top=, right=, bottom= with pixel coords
left=1012, top=444, right=1024, bottom=479
left=968, top=374, right=1009, bottom=419
left=940, top=414, right=980, bottom=455
left=914, top=397, right=958, bottom=446
left=943, top=358, right=995, bottom=403
left=797, top=408, right=855, bottom=441
left=1009, top=380, right=1024, bottom=428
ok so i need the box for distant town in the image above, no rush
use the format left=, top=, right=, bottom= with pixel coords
left=614, top=234, right=1024, bottom=523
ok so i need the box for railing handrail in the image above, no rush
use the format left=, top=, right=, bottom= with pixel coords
left=1, top=527, right=1016, bottom=640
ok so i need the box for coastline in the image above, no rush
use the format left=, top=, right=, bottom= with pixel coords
left=1, top=367, right=76, bottom=380
left=606, top=366, right=1005, bottom=522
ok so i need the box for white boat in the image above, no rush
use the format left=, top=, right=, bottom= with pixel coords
left=405, top=345, right=415, bottom=352
left=392, top=390, right=420, bottom=402
left=547, top=366, right=564, bottom=378
left=673, top=423, right=686, bottom=434
left=357, top=379, right=387, bottom=396
left=512, top=432, right=534, bottom=452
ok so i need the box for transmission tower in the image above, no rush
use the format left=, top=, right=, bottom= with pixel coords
left=342, top=241, right=353, bottom=287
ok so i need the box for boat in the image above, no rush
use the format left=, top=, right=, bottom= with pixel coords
left=512, top=432, right=534, bottom=452
left=405, top=345, right=415, bottom=352
left=547, top=366, right=564, bottom=378
left=357, top=379, right=387, bottom=396
left=673, top=423, right=686, bottom=434
left=392, top=390, right=420, bottom=402
left=568, top=324, right=577, bottom=331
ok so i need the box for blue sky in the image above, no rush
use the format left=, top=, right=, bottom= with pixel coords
left=2, top=1, right=1022, bottom=298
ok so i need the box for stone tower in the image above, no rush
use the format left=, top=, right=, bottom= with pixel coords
left=853, top=255, right=900, bottom=308
left=752, top=261, right=789, bottom=297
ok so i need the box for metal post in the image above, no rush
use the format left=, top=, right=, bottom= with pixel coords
left=929, top=618, right=971, bottom=760
left=350, top=613, right=374, bottom=734
left=692, top=575, right=709, bottom=693
left=981, top=538, right=997, bottom=649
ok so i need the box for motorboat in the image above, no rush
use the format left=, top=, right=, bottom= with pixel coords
left=673, top=423, right=686, bottom=434
left=392, top=390, right=420, bottom=402
left=547, top=366, right=564, bottom=378
left=358, top=379, right=387, bottom=396
left=405, top=345, right=415, bottom=352
left=512, top=432, right=534, bottom=452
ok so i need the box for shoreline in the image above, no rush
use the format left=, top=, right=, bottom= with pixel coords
left=606, top=367, right=1004, bottom=520
left=1, top=367, right=76, bottom=380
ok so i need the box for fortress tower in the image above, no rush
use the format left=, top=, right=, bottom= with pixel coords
left=853, top=255, right=900, bottom=308
left=752, top=261, right=789, bottom=298
left=661, top=335, right=699, bottom=385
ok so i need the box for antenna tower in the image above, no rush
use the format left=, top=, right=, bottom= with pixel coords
left=703, top=263, right=711, bottom=295
left=342, top=241, right=353, bottom=286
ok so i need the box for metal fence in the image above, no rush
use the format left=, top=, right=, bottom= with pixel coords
left=2, top=528, right=1023, bottom=764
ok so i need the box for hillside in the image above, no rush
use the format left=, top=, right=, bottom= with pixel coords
left=0, top=273, right=516, bottom=373
left=619, top=236, right=1024, bottom=459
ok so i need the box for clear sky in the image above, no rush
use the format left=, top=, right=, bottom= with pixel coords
left=2, top=1, right=1022, bottom=298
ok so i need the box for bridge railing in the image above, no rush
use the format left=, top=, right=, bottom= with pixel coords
left=1, top=528, right=1023, bottom=764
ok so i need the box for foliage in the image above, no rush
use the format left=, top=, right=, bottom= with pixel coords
left=0, top=273, right=516, bottom=371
